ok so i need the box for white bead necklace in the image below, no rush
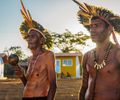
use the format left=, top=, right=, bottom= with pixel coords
left=93, top=43, right=112, bottom=70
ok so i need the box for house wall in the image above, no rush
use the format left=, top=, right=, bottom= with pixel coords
left=56, top=56, right=76, bottom=78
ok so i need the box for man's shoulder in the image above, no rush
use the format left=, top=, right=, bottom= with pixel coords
left=84, top=49, right=95, bottom=57
left=45, top=50, right=54, bottom=56
left=113, top=45, right=120, bottom=54
left=113, top=45, right=120, bottom=63
left=117, top=45, right=120, bottom=50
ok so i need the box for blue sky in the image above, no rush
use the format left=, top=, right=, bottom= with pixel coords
left=0, top=0, right=120, bottom=55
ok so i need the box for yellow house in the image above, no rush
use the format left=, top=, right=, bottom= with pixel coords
left=55, top=53, right=82, bottom=79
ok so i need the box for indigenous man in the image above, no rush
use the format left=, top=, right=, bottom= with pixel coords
left=16, top=0, right=56, bottom=100
left=73, top=0, right=120, bottom=100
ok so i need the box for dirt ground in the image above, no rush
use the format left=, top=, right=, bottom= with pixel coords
left=0, top=78, right=82, bottom=100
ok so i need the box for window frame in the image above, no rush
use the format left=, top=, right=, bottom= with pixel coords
left=62, top=59, right=73, bottom=67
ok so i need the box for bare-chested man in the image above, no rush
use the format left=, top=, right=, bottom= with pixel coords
left=73, top=1, right=120, bottom=100
left=19, top=28, right=56, bottom=100
left=15, top=0, right=57, bottom=99
left=23, top=28, right=56, bottom=100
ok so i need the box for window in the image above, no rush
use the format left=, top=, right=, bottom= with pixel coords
left=62, top=59, right=72, bottom=66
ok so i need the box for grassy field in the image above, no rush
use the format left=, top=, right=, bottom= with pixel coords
left=0, top=78, right=82, bottom=100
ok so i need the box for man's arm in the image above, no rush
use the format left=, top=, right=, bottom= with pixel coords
left=19, top=67, right=27, bottom=86
left=47, top=52, right=57, bottom=100
left=20, top=74, right=27, bottom=86
left=16, top=65, right=27, bottom=86
left=79, top=53, right=89, bottom=100
left=20, top=57, right=31, bottom=86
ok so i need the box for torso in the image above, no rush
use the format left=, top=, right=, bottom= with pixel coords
left=85, top=45, right=120, bottom=100
left=23, top=50, right=52, bottom=97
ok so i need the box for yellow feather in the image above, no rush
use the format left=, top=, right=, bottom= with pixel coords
left=73, top=0, right=89, bottom=13
left=20, top=0, right=33, bottom=28
left=21, top=10, right=33, bottom=28
left=20, top=10, right=28, bottom=22
left=20, top=0, right=28, bottom=17
left=78, top=10, right=91, bottom=18
left=27, top=10, right=32, bottom=22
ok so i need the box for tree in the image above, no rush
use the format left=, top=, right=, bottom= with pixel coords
left=3, top=46, right=28, bottom=77
left=52, top=29, right=90, bottom=53
left=4, top=46, right=27, bottom=60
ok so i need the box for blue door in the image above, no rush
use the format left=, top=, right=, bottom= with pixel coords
left=55, top=59, right=61, bottom=73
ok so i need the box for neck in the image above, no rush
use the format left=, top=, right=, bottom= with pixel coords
left=31, top=47, right=44, bottom=57
left=96, top=39, right=110, bottom=52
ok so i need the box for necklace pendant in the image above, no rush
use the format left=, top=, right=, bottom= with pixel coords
left=99, top=64, right=103, bottom=69
left=94, top=60, right=106, bottom=70
left=97, top=65, right=99, bottom=70
left=93, top=42, right=112, bottom=70
left=94, top=62, right=97, bottom=69
left=103, top=60, right=106, bottom=66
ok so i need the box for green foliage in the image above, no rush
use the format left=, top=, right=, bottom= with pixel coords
left=52, top=29, right=90, bottom=53
left=44, top=31, right=53, bottom=49
left=4, top=46, right=27, bottom=60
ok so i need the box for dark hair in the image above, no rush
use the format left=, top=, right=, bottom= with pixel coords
left=91, top=16, right=109, bottom=28
left=8, top=54, right=19, bottom=66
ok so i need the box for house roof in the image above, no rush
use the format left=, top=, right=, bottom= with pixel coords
left=55, top=53, right=82, bottom=57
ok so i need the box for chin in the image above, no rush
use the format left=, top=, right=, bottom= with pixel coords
left=91, top=39, right=97, bottom=43
left=92, top=38, right=101, bottom=43
left=28, top=45, right=35, bottom=49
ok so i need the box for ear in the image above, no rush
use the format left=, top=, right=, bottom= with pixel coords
left=40, top=37, right=45, bottom=45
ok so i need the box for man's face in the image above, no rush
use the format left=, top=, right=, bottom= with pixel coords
left=89, top=18, right=109, bottom=43
left=26, top=30, right=41, bottom=49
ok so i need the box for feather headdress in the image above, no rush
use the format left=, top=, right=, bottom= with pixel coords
left=19, top=0, right=53, bottom=49
left=73, top=0, right=120, bottom=45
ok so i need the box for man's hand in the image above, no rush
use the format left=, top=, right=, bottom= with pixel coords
left=14, top=66, right=24, bottom=78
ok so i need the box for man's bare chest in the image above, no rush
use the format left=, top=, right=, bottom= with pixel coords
left=86, top=51, right=120, bottom=77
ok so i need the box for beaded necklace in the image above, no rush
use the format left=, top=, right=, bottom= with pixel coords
left=93, top=42, right=112, bottom=70
left=27, top=50, right=46, bottom=80
left=27, top=54, right=41, bottom=79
